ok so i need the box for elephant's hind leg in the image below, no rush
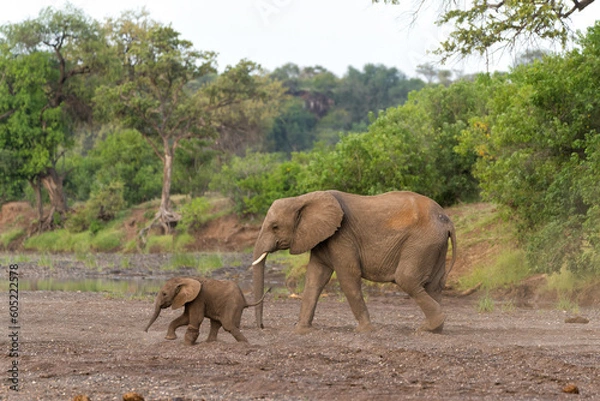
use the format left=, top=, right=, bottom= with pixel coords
left=166, top=312, right=189, bottom=340
left=396, top=269, right=445, bottom=333
left=206, top=319, right=221, bottom=342
left=222, top=322, right=248, bottom=342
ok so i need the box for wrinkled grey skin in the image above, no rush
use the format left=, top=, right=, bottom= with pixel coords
left=252, top=190, right=456, bottom=334
left=145, top=277, right=269, bottom=345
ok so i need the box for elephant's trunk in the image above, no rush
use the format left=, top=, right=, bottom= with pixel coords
left=252, top=251, right=268, bottom=329
left=144, top=302, right=161, bottom=332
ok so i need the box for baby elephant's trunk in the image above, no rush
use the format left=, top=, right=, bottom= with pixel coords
left=144, top=303, right=162, bottom=332
left=245, top=287, right=272, bottom=308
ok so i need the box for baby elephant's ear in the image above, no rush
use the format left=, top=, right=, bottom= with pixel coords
left=172, top=279, right=201, bottom=310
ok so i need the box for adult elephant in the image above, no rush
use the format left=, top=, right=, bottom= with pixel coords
left=251, top=190, right=456, bottom=334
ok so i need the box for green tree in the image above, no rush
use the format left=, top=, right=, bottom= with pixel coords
left=460, top=23, right=600, bottom=274
left=0, top=5, right=106, bottom=230
left=265, top=98, right=318, bottom=153
left=90, top=129, right=162, bottom=205
left=335, top=64, right=424, bottom=127
left=209, top=151, right=303, bottom=215
left=374, top=0, right=595, bottom=61
left=96, top=10, right=284, bottom=232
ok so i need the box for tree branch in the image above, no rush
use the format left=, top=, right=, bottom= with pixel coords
left=563, top=0, right=595, bottom=17
left=0, top=109, right=16, bottom=121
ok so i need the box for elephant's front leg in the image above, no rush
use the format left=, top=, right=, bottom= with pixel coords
left=165, top=310, right=189, bottom=340
left=184, top=304, right=205, bottom=345
left=296, top=260, right=333, bottom=334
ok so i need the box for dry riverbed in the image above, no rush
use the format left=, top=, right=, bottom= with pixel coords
left=1, top=253, right=598, bottom=400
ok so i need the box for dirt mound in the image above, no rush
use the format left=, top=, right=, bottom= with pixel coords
left=188, top=214, right=260, bottom=252
left=0, top=201, right=36, bottom=228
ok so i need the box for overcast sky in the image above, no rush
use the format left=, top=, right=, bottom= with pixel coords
left=3, top=1, right=599, bottom=78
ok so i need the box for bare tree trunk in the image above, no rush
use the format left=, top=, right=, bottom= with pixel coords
left=30, top=177, right=44, bottom=223
left=160, top=151, right=173, bottom=215
left=139, top=145, right=181, bottom=242
left=27, top=167, right=68, bottom=233
left=157, top=150, right=179, bottom=233
left=40, top=167, right=68, bottom=213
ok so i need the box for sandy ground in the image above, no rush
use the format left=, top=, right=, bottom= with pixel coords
left=1, top=266, right=599, bottom=401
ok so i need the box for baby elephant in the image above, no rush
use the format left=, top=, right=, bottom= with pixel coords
left=144, top=277, right=269, bottom=345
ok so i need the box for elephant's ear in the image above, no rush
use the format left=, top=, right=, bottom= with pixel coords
left=172, top=279, right=201, bottom=310
left=290, top=191, right=343, bottom=254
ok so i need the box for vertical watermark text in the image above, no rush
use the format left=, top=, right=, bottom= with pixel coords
left=8, top=263, right=20, bottom=391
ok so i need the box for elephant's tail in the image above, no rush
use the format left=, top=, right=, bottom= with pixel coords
left=448, top=225, right=457, bottom=275
left=441, top=224, right=457, bottom=291
left=245, top=287, right=272, bottom=308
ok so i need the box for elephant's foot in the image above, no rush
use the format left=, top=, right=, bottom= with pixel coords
left=164, top=333, right=177, bottom=340
left=356, top=322, right=375, bottom=333
left=294, top=324, right=314, bottom=335
left=418, top=313, right=445, bottom=334
left=184, top=327, right=200, bottom=346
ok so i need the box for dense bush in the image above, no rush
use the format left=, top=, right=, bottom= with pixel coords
left=66, top=180, right=125, bottom=233
left=178, top=197, right=213, bottom=232
left=66, top=130, right=162, bottom=206
left=461, top=23, right=600, bottom=274
left=210, top=152, right=305, bottom=215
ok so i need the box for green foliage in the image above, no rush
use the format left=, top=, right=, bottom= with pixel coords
left=24, top=229, right=90, bottom=253
left=374, top=0, right=593, bottom=61
left=477, top=292, right=495, bottom=313
left=166, top=252, right=224, bottom=274
left=0, top=228, right=25, bottom=249
left=0, top=4, right=107, bottom=211
left=95, top=11, right=286, bottom=216
left=0, top=49, right=65, bottom=181
left=87, top=130, right=162, bottom=205
left=172, top=138, right=218, bottom=196
left=461, top=23, right=600, bottom=275
left=24, top=222, right=124, bottom=252
left=265, top=98, right=318, bottom=153
left=210, top=152, right=305, bottom=215
left=146, top=235, right=175, bottom=253
left=178, top=197, right=213, bottom=232
left=90, top=228, right=123, bottom=252
left=215, top=77, right=484, bottom=214
left=302, top=80, right=482, bottom=204
left=303, top=126, right=434, bottom=196
left=458, top=249, right=530, bottom=291
left=65, top=181, right=125, bottom=233
left=334, top=64, right=425, bottom=127
left=87, top=181, right=126, bottom=221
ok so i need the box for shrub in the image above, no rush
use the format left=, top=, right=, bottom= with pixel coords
left=65, top=181, right=125, bottom=233
left=178, top=197, right=213, bottom=232
left=210, top=152, right=305, bottom=215
left=461, top=24, right=600, bottom=275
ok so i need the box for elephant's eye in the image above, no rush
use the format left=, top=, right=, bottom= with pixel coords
left=271, top=223, right=278, bottom=231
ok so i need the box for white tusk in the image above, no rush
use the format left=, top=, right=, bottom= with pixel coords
left=252, top=252, right=268, bottom=266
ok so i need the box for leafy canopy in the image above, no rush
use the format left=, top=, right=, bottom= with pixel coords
left=373, top=0, right=595, bottom=61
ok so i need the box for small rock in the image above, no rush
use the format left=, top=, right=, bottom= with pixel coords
left=73, top=396, right=91, bottom=401
left=562, top=384, right=580, bottom=394
left=123, top=392, right=145, bottom=401
left=565, top=316, right=589, bottom=324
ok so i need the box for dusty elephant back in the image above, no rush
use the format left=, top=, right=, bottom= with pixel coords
left=197, top=278, right=246, bottom=320
left=328, top=190, right=446, bottom=230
